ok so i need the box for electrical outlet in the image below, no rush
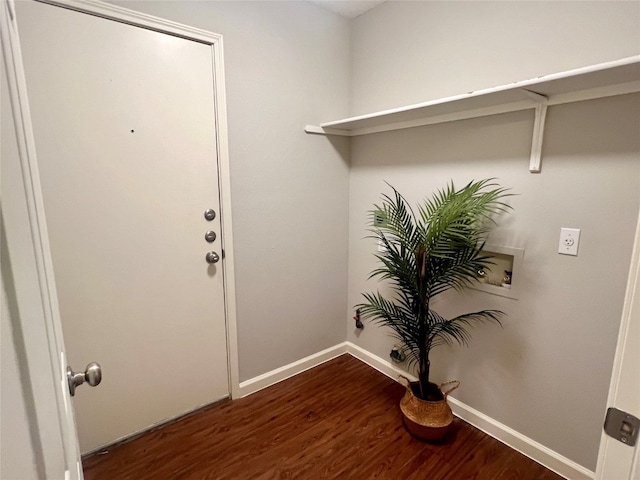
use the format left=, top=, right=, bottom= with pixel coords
left=558, top=228, right=580, bottom=256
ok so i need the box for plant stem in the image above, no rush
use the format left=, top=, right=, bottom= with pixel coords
left=416, top=245, right=431, bottom=399
left=419, top=357, right=430, bottom=399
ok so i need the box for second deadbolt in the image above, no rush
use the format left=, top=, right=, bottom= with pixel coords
left=205, top=231, right=217, bottom=243
left=204, top=209, right=216, bottom=221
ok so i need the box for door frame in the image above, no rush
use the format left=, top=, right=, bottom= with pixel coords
left=595, top=209, right=640, bottom=478
left=31, top=0, right=241, bottom=399
left=2, top=0, right=240, bottom=474
left=2, top=1, right=82, bottom=477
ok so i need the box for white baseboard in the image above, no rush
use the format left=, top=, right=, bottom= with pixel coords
left=344, top=341, right=595, bottom=480
left=346, top=341, right=418, bottom=382
left=237, top=342, right=348, bottom=397
left=446, top=395, right=594, bottom=480
left=237, top=341, right=594, bottom=480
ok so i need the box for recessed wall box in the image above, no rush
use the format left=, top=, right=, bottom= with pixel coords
left=469, top=244, right=524, bottom=300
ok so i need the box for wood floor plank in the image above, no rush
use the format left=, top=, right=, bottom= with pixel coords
left=82, top=355, right=565, bottom=480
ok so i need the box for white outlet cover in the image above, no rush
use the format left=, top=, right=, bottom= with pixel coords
left=559, top=228, right=580, bottom=256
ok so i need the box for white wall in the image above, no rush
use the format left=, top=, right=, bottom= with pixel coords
left=348, top=1, right=640, bottom=471
left=103, top=1, right=352, bottom=382
left=350, top=0, right=640, bottom=115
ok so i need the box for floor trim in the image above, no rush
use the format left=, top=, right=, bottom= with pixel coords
left=446, top=395, right=594, bottom=480
left=237, top=342, right=348, bottom=397
left=344, top=342, right=595, bottom=480
left=92, top=341, right=595, bottom=480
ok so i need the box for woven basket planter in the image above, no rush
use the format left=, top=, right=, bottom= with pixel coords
left=399, top=377, right=459, bottom=442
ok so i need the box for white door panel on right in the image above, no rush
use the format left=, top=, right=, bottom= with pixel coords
left=17, top=0, right=229, bottom=453
left=596, top=212, right=640, bottom=480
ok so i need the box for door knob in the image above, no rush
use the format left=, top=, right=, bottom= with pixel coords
left=67, top=362, right=102, bottom=397
left=205, top=251, right=220, bottom=264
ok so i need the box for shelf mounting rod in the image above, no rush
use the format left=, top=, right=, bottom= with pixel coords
left=523, top=89, right=548, bottom=173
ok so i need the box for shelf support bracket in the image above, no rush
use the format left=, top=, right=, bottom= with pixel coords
left=523, top=89, right=548, bottom=173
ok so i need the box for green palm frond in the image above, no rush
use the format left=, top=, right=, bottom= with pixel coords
left=358, top=179, right=512, bottom=398
left=429, top=310, right=504, bottom=348
left=356, top=292, right=422, bottom=369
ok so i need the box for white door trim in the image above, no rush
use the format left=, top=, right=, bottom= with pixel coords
left=595, top=209, right=640, bottom=479
left=33, top=0, right=241, bottom=399
left=2, top=0, right=82, bottom=476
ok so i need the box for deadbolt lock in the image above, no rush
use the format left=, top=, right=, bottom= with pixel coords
left=204, top=209, right=216, bottom=221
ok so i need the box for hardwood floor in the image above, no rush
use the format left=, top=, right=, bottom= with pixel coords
left=83, top=355, right=564, bottom=479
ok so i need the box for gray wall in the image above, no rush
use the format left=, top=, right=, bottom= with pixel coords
left=5, top=0, right=640, bottom=475
left=350, top=0, right=640, bottom=115
left=110, top=1, right=352, bottom=382
left=347, top=1, right=640, bottom=471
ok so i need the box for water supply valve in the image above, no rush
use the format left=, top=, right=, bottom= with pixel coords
left=353, top=309, right=363, bottom=329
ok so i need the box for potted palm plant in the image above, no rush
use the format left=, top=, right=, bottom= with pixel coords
left=357, top=179, right=512, bottom=441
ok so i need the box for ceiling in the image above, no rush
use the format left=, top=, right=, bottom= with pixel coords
left=308, top=0, right=386, bottom=19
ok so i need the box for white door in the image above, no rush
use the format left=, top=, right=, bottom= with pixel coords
left=16, top=0, right=229, bottom=453
left=596, top=210, right=640, bottom=480
left=2, top=1, right=82, bottom=477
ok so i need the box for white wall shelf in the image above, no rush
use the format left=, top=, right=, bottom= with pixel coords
left=305, top=56, right=640, bottom=173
